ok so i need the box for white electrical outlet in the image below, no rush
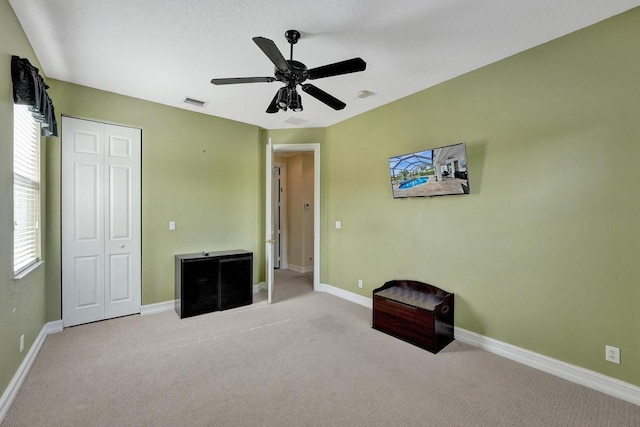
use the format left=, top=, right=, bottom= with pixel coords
left=605, top=345, right=620, bottom=364
left=358, top=279, right=363, bottom=288
left=20, top=334, right=24, bottom=353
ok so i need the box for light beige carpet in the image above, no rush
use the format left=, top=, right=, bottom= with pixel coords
left=2, top=269, right=639, bottom=426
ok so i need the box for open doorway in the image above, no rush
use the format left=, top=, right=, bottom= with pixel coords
left=267, top=143, right=320, bottom=302
left=272, top=152, right=315, bottom=274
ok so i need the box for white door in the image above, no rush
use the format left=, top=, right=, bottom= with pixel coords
left=265, top=138, right=274, bottom=303
left=62, top=117, right=141, bottom=327
left=272, top=165, right=281, bottom=269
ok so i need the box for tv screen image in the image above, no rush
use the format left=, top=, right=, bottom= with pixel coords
left=388, top=142, right=469, bottom=199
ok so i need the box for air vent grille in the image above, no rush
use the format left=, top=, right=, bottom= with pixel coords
left=283, top=116, right=308, bottom=126
left=183, top=97, right=208, bottom=107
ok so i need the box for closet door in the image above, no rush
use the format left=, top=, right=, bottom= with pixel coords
left=62, top=117, right=141, bottom=327
left=103, top=124, right=141, bottom=319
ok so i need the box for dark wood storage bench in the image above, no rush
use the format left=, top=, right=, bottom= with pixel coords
left=372, top=280, right=454, bottom=353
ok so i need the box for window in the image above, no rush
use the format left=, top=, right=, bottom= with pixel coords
left=14, top=103, right=41, bottom=277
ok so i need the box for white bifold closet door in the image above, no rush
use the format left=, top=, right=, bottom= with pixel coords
left=62, top=116, right=141, bottom=327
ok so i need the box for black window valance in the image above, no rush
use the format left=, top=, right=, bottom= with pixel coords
left=11, top=55, right=58, bottom=137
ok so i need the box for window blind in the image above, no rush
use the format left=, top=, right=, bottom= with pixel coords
left=14, top=103, right=41, bottom=274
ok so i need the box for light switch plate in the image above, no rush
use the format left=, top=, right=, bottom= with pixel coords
left=169, top=221, right=176, bottom=231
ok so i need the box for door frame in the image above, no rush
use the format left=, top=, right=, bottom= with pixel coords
left=61, top=115, right=142, bottom=326
left=272, top=162, right=287, bottom=269
left=273, top=143, right=320, bottom=291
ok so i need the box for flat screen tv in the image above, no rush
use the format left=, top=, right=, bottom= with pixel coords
left=388, top=142, right=470, bottom=199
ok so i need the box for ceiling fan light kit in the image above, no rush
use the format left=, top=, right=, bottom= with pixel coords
left=211, top=29, right=366, bottom=114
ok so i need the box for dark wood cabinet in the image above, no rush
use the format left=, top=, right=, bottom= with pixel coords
left=372, top=280, right=454, bottom=353
left=175, top=250, right=253, bottom=318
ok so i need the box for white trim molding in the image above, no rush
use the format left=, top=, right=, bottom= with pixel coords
left=321, top=285, right=640, bottom=407
left=45, top=320, right=64, bottom=335
left=140, top=300, right=176, bottom=316
left=254, top=282, right=266, bottom=293
left=287, top=264, right=314, bottom=274
left=0, top=320, right=63, bottom=423
left=272, top=143, right=320, bottom=293
left=317, top=282, right=372, bottom=309
left=453, top=328, right=640, bottom=406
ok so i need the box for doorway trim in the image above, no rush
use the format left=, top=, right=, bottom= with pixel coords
left=272, top=161, right=287, bottom=269
left=273, top=143, right=320, bottom=291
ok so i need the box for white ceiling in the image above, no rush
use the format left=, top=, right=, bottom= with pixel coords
left=9, top=0, right=640, bottom=130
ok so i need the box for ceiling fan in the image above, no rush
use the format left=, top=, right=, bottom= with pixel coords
left=210, top=30, right=366, bottom=113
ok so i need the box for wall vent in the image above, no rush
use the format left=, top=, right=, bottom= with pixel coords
left=183, top=97, right=208, bottom=107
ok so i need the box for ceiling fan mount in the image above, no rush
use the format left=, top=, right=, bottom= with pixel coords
left=284, top=29, right=300, bottom=45
left=211, top=29, right=366, bottom=113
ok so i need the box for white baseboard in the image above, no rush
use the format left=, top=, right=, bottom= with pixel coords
left=140, top=300, right=176, bottom=316
left=321, top=283, right=640, bottom=407
left=317, top=282, right=372, bottom=309
left=0, top=320, right=63, bottom=423
left=45, top=320, right=63, bottom=334
left=254, top=282, right=266, bottom=293
left=287, top=264, right=314, bottom=274
left=453, top=328, right=640, bottom=406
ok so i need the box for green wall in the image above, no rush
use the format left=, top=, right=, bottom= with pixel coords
left=0, top=0, right=48, bottom=398
left=45, top=81, right=263, bottom=315
left=320, top=8, right=640, bottom=385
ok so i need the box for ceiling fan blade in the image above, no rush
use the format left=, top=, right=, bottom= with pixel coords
left=307, top=58, right=366, bottom=80
left=301, top=84, right=346, bottom=110
left=252, top=36, right=291, bottom=71
left=266, top=91, right=279, bottom=113
left=211, top=77, right=275, bottom=85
